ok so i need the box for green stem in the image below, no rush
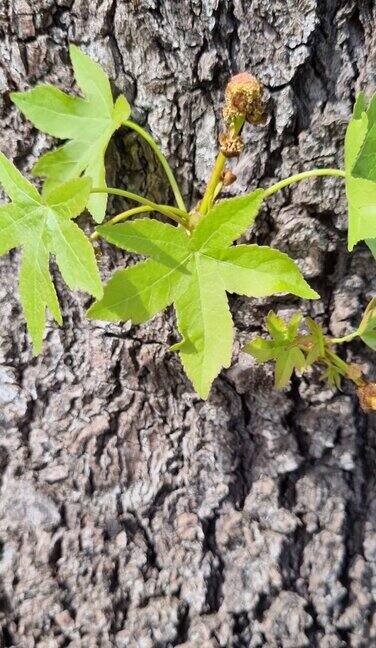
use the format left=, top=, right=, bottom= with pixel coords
left=199, top=151, right=227, bottom=215
left=329, top=330, right=359, bottom=345
left=90, top=205, right=154, bottom=241
left=90, top=186, right=189, bottom=227
left=199, top=115, right=245, bottom=216
left=124, top=119, right=187, bottom=212
left=325, top=348, right=349, bottom=375
left=264, top=168, right=346, bottom=199
left=324, top=348, right=363, bottom=387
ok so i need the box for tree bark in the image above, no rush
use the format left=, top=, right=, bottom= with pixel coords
left=0, top=1, right=376, bottom=646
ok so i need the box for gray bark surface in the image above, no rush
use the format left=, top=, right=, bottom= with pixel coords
left=0, top=1, right=376, bottom=646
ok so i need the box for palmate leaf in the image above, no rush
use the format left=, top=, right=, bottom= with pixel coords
left=0, top=152, right=102, bottom=352
left=344, top=93, right=376, bottom=249
left=88, top=191, right=318, bottom=398
left=11, top=45, right=130, bottom=223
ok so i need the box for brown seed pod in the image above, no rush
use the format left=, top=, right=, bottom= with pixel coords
left=357, top=382, right=376, bottom=412
left=223, top=72, right=266, bottom=125
left=219, top=132, right=244, bottom=158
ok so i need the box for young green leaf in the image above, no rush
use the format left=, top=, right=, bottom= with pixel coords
left=244, top=311, right=306, bottom=389
left=345, top=93, right=376, bottom=249
left=11, top=44, right=131, bottom=223
left=305, top=317, right=325, bottom=365
left=88, top=191, right=318, bottom=398
left=321, top=364, right=342, bottom=390
left=0, top=152, right=102, bottom=352
left=266, top=311, right=292, bottom=341
left=275, top=348, right=305, bottom=390
left=352, top=93, right=376, bottom=182
left=358, top=297, right=376, bottom=350
left=244, top=311, right=361, bottom=391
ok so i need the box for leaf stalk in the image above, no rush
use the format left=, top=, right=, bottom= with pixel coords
left=90, top=186, right=190, bottom=228
left=124, top=119, right=187, bottom=212
left=199, top=116, right=245, bottom=216
left=90, top=205, right=154, bottom=241
left=264, top=168, right=346, bottom=198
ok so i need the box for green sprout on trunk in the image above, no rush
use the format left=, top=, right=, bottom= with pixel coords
left=0, top=45, right=373, bottom=405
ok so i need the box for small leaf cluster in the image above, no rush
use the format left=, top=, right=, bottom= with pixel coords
left=245, top=300, right=376, bottom=391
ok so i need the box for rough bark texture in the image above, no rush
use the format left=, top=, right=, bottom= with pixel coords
left=0, top=1, right=376, bottom=646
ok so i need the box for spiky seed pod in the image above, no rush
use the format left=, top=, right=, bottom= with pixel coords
left=223, top=72, right=266, bottom=125
left=219, top=131, right=244, bottom=158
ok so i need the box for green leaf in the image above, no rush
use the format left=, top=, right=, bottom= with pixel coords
left=346, top=176, right=376, bottom=250
left=358, top=297, right=376, bottom=350
left=366, top=239, right=376, bottom=259
left=352, top=93, right=376, bottom=181
left=287, top=313, right=303, bottom=339
left=9, top=86, right=98, bottom=139
left=69, top=44, right=114, bottom=116
left=321, top=364, right=342, bottom=389
left=266, top=311, right=290, bottom=341
left=275, top=347, right=305, bottom=389
left=45, top=176, right=93, bottom=218
left=19, top=225, right=62, bottom=355
left=172, top=255, right=233, bottom=399
left=90, top=191, right=317, bottom=399
left=48, top=216, right=102, bottom=298
left=352, top=92, right=366, bottom=120
left=244, top=311, right=306, bottom=389
left=191, top=190, right=265, bottom=253
left=305, top=317, right=325, bottom=365
left=0, top=152, right=102, bottom=351
left=97, top=219, right=189, bottom=267
left=0, top=153, right=40, bottom=206
left=345, top=99, right=368, bottom=172
left=11, top=44, right=131, bottom=223
left=87, top=259, right=186, bottom=323
left=215, top=245, right=319, bottom=299
left=243, top=337, right=278, bottom=362
left=345, top=94, right=376, bottom=249
left=113, top=96, right=131, bottom=125
left=0, top=204, right=28, bottom=254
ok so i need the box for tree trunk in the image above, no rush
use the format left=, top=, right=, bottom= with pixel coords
left=0, top=1, right=376, bottom=646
